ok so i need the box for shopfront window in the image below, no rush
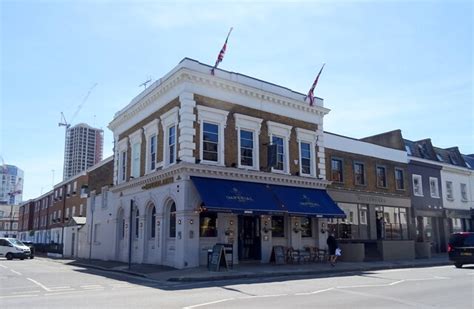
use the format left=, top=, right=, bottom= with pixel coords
left=272, top=216, right=285, bottom=237
left=377, top=206, right=409, bottom=240
left=327, top=203, right=368, bottom=240
left=200, top=212, right=218, bottom=237
left=300, top=217, right=312, bottom=237
left=452, top=218, right=463, bottom=233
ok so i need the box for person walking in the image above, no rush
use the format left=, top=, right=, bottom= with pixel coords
left=326, top=232, right=338, bottom=266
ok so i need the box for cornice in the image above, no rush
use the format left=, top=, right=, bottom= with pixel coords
left=110, top=162, right=330, bottom=193
left=109, top=67, right=330, bottom=132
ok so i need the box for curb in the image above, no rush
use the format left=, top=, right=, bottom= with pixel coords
left=166, top=260, right=452, bottom=282
left=68, top=262, right=150, bottom=278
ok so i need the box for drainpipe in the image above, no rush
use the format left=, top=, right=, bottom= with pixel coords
left=128, top=199, right=133, bottom=270
left=89, top=195, right=95, bottom=261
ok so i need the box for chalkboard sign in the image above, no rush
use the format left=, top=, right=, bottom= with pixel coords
left=209, top=244, right=228, bottom=272
left=270, top=246, right=286, bottom=264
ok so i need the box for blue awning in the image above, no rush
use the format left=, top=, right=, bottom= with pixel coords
left=269, top=184, right=346, bottom=218
left=191, top=177, right=286, bottom=214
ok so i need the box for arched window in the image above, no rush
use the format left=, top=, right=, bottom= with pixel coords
left=169, top=202, right=176, bottom=238
left=150, top=206, right=156, bottom=239
left=135, top=209, right=140, bottom=239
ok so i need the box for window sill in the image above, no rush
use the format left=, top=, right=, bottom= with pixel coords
left=461, top=199, right=468, bottom=203
left=271, top=168, right=290, bottom=175
left=447, top=198, right=454, bottom=201
left=201, top=160, right=225, bottom=167
left=414, top=194, right=424, bottom=197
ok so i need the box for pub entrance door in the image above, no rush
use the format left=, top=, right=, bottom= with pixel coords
left=238, top=215, right=261, bottom=261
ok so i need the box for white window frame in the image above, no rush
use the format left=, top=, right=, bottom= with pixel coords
left=117, top=137, right=129, bottom=184
left=296, top=128, right=317, bottom=177
left=197, top=105, right=229, bottom=166
left=234, top=113, right=262, bottom=170
left=429, top=177, right=440, bottom=198
left=143, top=119, right=159, bottom=174
left=460, top=183, right=468, bottom=201
left=73, top=181, right=77, bottom=194
left=160, top=106, right=179, bottom=167
left=412, top=174, right=423, bottom=197
left=129, top=129, right=143, bottom=179
left=267, top=121, right=292, bottom=174
left=80, top=204, right=84, bottom=216
left=446, top=181, right=454, bottom=200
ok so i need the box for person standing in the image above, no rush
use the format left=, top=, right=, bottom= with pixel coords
left=327, top=233, right=338, bottom=266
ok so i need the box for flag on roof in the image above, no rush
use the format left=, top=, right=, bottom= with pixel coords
left=305, top=64, right=325, bottom=106
left=211, top=27, right=233, bottom=75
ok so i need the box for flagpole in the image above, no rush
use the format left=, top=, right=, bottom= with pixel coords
left=304, top=63, right=325, bottom=105
left=211, top=27, right=233, bottom=75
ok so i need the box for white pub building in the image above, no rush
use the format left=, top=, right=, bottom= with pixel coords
left=84, top=58, right=345, bottom=269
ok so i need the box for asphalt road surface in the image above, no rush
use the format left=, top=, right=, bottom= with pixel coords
left=0, top=257, right=472, bottom=309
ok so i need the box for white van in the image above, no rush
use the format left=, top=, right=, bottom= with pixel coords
left=0, top=238, right=31, bottom=260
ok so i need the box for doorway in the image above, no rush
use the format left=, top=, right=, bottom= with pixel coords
left=238, top=215, right=261, bottom=261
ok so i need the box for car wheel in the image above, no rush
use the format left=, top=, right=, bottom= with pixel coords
left=455, top=262, right=463, bottom=268
left=30, top=256, right=34, bottom=259
left=6, top=253, right=13, bottom=260
left=20, top=257, right=24, bottom=260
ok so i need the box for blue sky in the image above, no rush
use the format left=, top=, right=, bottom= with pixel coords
left=1, top=0, right=472, bottom=200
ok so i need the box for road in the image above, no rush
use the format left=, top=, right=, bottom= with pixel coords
left=0, top=258, right=472, bottom=308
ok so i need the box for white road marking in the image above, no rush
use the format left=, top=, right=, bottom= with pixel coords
left=27, top=278, right=52, bottom=292
left=295, top=287, right=335, bottom=295
left=241, top=293, right=288, bottom=299
left=183, top=298, right=235, bottom=309
left=10, top=269, right=22, bottom=276
left=49, top=286, right=71, bottom=289
left=0, top=264, right=8, bottom=269
left=81, top=285, right=103, bottom=289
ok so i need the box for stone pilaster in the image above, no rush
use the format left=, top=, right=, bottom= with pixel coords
left=178, top=92, right=196, bottom=163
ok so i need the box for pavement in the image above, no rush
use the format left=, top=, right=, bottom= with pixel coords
left=42, top=254, right=452, bottom=283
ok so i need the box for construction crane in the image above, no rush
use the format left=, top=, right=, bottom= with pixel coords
left=58, top=83, right=98, bottom=129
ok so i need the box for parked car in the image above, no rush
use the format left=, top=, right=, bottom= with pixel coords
left=0, top=238, right=31, bottom=260
left=448, top=232, right=474, bottom=268
left=21, top=241, right=35, bottom=259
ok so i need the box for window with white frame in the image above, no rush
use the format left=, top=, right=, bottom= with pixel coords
left=129, top=129, right=142, bottom=179
left=117, top=137, right=128, bottom=184
left=429, top=177, right=439, bottom=198
left=234, top=114, right=262, bottom=170
left=461, top=183, right=468, bottom=201
left=446, top=181, right=454, bottom=200
left=143, top=119, right=159, bottom=173
left=197, top=105, right=229, bottom=165
left=296, top=128, right=317, bottom=177
left=160, top=107, right=179, bottom=167
left=67, top=184, right=71, bottom=195
left=80, top=204, right=84, bottom=216
left=202, top=122, right=219, bottom=162
left=72, top=206, right=76, bottom=216
left=73, top=181, right=77, bottom=194
left=412, top=174, right=423, bottom=196
left=267, top=121, right=292, bottom=174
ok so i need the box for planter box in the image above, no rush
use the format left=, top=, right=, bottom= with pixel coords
left=378, top=240, right=415, bottom=261
left=415, top=242, right=432, bottom=259
left=338, top=243, right=365, bottom=262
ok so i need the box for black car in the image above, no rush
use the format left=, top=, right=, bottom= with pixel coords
left=21, top=241, right=35, bottom=259
left=448, top=232, right=474, bottom=268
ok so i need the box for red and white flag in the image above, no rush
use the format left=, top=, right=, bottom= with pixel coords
left=211, top=27, right=233, bottom=75
left=305, top=64, right=325, bottom=106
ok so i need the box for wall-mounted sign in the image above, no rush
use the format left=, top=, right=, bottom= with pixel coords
left=142, top=177, right=174, bottom=190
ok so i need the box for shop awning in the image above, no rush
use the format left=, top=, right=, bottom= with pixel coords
left=269, top=184, right=346, bottom=218
left=191, top=177, right=286, bottom=214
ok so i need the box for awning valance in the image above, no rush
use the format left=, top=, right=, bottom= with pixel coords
left=191, top=177, right=345, bottom=218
